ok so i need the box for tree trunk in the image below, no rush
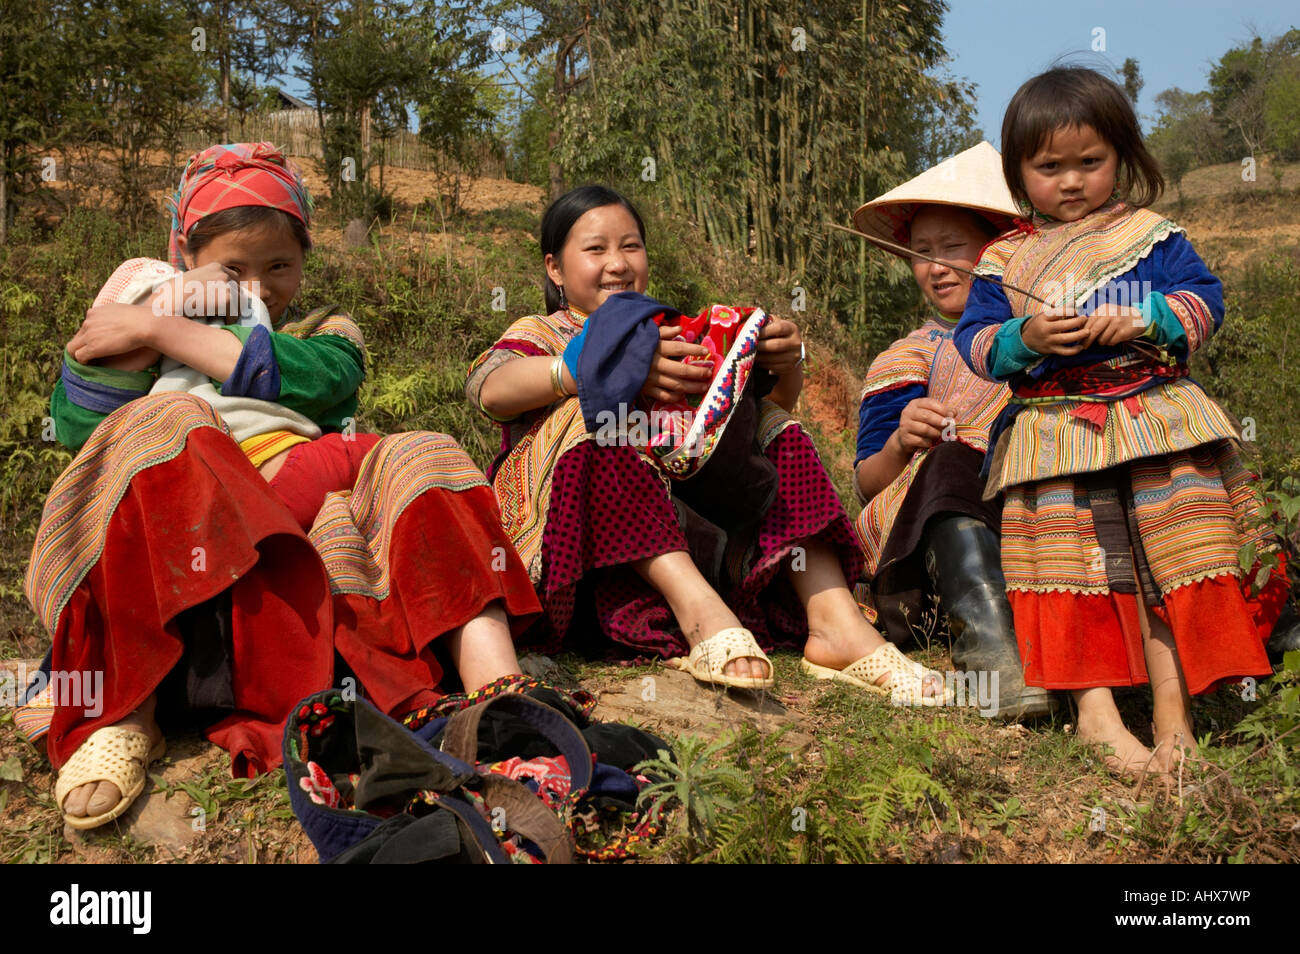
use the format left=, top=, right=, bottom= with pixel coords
left=0, top=144, right=8, bottom=246
left=361, top=101, right=372, bottom=182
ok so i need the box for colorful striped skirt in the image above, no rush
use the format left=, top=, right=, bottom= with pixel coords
left=493, top=398, right=862, bottom=657
left=24, top=394, right=540, bottom=776
left=1000, top=440, right=1284, bottom=693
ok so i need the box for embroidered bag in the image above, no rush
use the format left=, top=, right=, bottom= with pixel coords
left=284, top=689, right=592, bottom=863
left=642, top=305, right=770, bottom=477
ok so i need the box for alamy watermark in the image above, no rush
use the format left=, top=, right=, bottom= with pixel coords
left=150, top=279, right=263, bottom=318
left=593, top=403, right=707, bottom=458
left=892, top=669, right=1001, bottom=717
left=49, top=884, right=151, bottom=934
left=1042, top=278, right=1153, bottom=324
left=0, top=664, right=103, bottom=718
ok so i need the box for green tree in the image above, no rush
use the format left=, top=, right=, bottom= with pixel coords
left=411, top=1, right=500, bottom=213
left=60, top=0, right=208, bottom=228
left=533, top=0, right=971, bottom=337
left=1209, top=31, right=1300, bottom=158
left=1121, top=57, right=1143, bottom=110
left=483, top=1, right=601, bottom=200
left=0, top=0, right=71, bottom=243
left=1263, top=39, right=1300, bottom=160
left=1148, top=87, right=1223, bottom=199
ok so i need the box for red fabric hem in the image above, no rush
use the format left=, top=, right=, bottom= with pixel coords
left=332, top=483, right=541, bottom=716
left=47, top=427, right=333, bottom=775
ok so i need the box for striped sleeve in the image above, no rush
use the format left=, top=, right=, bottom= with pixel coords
left=955, top=278, right=1034, bottom=381
left=1151, top=233, right=1222, bottom=355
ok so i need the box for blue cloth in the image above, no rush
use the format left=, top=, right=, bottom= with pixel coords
left=955, top=231, right=1222, bottom=382
left=60, top=359, right=146, bottom=414
left=221, top=324, right=281, bottom=400
left=855, top=383, right=924, bottom=465
left=574, top=291, right=681, bottom=434
left=562, top=324, right=588, bottom=378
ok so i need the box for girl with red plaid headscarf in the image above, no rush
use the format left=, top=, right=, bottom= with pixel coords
left=24, top=143, right=541, bottom=830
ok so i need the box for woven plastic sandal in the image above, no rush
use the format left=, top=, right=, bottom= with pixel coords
left=54, top=726, right=166, bottom=831
left=801, top=642, right=953, bottom=707
left=669, top=627, right=774, bottom=690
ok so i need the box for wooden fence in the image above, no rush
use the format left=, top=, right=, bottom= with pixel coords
left=178, top=112, right=505, bottom=177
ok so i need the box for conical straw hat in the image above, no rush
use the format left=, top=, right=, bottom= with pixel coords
left=851, top=141, right=1020, bottom=259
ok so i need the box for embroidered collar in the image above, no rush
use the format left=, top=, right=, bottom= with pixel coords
left=1025, top=199, right=1126, bottom=230
left=928, top=313, right=958, bottom=339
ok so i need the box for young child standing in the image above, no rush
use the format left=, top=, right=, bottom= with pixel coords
left=954, top=68, right=1286, bottom=779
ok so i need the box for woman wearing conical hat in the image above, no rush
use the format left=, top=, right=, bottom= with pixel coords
left=850, top=141, right=1052, bottom=720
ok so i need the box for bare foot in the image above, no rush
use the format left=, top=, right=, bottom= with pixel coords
left=1151, top=719, right=1197, bottom=775
left=680, top=608, right=771, bottom=683
left=1073, top=688, right=1162, bottom=782
left=633, top=551, right=770, bottom=682
left=60, top=696, right=163, bottom=822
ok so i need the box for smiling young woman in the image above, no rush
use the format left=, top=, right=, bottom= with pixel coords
left=467, top=185, right=951, bottom=702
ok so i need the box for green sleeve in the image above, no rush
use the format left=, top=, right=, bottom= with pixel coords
left=51, top=353, right=157, bottom=453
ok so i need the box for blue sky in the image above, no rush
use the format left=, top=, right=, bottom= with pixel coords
left=942, top=0, right=1297, bottom=145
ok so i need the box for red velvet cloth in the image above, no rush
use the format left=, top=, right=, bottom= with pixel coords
left=48, top=429, right=542, bottom=777
left=1011, top=561, right=1284, bottom=695
left=332, top=483, right=541, bottom=716
left=47, top=427, right=333, bottom=777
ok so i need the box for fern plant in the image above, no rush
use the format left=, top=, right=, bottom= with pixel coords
left=634, top=734, right=746, bottom=857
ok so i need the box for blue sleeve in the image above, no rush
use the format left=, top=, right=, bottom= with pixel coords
left=1138, top=233, right=1224, bottom=359
left=955, top=278, right=1040, bottom=381
left=855, top=384, right=924, bottom=465
left=220, top=325, right=281, bottom=401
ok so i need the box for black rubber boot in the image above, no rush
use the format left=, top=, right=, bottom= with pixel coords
left=1268, top=602, right=1300, bottom=662
left=924, top=515, right=1055, bottom=721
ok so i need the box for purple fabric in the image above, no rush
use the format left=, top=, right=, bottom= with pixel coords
left=574, top=292, right=680, bottom=434
left=222, top=325, right=280, bottom=400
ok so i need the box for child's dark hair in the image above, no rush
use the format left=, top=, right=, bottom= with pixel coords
left=541, top=185, right=646, bottom=313
left=1001, top=66, right=1164, bottom=209
left=185, top=205, right=312, bottom=260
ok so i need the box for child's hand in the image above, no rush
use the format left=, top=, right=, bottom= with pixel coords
left=1082, top=304, right=1147, bottom=348
left=640, top=324, right=713, bottom=404
left=894, top=397, right=955, bottom=455
left=1021, top=305, right=1089, bottom=356
left=152, top=261, right=240, bottom=317
left=67, top=303, right=160, bottom=367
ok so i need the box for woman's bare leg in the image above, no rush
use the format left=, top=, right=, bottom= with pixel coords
left=1137, top=599, right=1197, bottom=774
left=444, top=600, right=523, bottom=691
left=788, top=539, right=942, bottom=697
left=633, top=550, right=767, bottom=681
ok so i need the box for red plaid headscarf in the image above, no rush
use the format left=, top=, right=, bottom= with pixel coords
left=167, top=142, right=314, bottom=270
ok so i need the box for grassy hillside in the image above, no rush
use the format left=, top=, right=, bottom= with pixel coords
left=1, top=157, right=1297, bottom=864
